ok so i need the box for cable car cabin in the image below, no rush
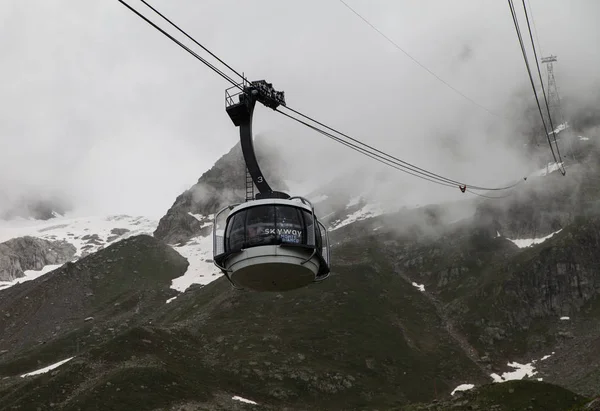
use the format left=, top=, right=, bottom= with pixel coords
left=213, top=197, right=330, bottom=292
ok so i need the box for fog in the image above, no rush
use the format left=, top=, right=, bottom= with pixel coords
left=1, top=0, right=599, bottom=218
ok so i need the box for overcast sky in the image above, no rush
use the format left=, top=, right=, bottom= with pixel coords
left=1, top=0, right=599, bottom=218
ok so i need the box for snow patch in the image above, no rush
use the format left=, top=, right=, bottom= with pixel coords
left=507, top=229, right=562, bottom=248
left=0, top=215, right=157, bottom=256
left=0, top=264, right=62, bottom=291
left=0, top=213, right=225, bottom=297
left=451, top=384, right=475, bottom=395
left=560, top=316, right=570, bottom=320
left=412, top=282, right=425, bottom=292
left=540, top=354, right=552, bottom=361
left=549, top=122, right=568, bottom=135
left=347, top=196, right=362, bottom=208
left=530, top=162, right=564, bottom=177
left=0, top=215, right=158, bottom=290
left=188, top=212, right=203, bottom=221
left=21, top=357, right=74, bottom=378
left=187, top=212, right=213, bottom=228
left=232, top=396, right=258, bottom=405
left=490, top=361, right=537, bottom=382
left=169, top=235, right=221, bottom=292
left=330, top=203, right=384, bottom=231
left=169, top=216, right=222, bottom=294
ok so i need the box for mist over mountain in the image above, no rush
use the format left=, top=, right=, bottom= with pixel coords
left=0, top=193, right=71, bottom=221
left=1, top=121, right=599, bottom=409
left=2, top=1, right=600, bottom=410
left=1, top=0, right=599, bottom=217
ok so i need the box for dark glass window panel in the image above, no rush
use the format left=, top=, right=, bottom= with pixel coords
left=315, top=220, right=322, bottom=250
left=276, top=206, right=304, bottom=244
left=246, top=205, right=276, bottom=247
left=226, top=211, right=246, bottom=252
left=226, top=205, right=321, bottom=252
left=318, top=222, right=326, bottom=257
left=303, top=210, right=321, bottom=248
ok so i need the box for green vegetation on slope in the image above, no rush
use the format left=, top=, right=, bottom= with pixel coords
left=0, top=243, right=488, bottom=411
left=0, top=235, right=187, bottom=377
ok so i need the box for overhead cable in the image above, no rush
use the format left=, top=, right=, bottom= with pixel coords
left=138, top=0, right=246, bottom=83
left=279, top=105, right=523, bottom=192
left=337, top=0, right=506, bottom=120
left=275, top=108, right=458, bottom=189
left=507, top=0, right=565, bottom=175
left=116, top=0, right=526, bottom=196
left=117, top=0, right=242, bottom=91
left=520, top=0, right=565, bottom=172
left=525, top=0, right=544, bottom=57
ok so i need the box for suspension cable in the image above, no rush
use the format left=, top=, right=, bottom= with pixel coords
left=275, top=109, right=458, bottom=189
left=337, top=0, right=507, bottom=121
left=279, top=105, right=523, bottom=191
left=117, top=0, right=243, bottom=91
left=525, top=0, right=544, bottom=57
left=520, top=0, right=565, bottom=173
left=116, top=0, right=528, bottom=196
left=137, top=0, right=246, bottom=83
left=507, top=0, right=565, bottom=175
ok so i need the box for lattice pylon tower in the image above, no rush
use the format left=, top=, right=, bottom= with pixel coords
left=541, top=55, right=562, bottom=124
left=541, top=55, right=576, bottom=161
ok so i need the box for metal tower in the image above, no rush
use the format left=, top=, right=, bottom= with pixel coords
left=541, top=55, right=576, bottom=161
left=541, top=55, right=563, bottom=124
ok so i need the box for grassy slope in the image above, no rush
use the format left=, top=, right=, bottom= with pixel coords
left=0, top=241, right=487, bottom=411
left=3, top=157, right=600, bottom=409
left=0, top=235, right=188, bottom=407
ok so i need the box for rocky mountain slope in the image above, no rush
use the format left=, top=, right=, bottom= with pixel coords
left=0, top=236, right=75, bottom=281
left=0, top=235, right=185, bottom=364
left=0, top=129, right=599, bottom=410
left=154, top=137, right=289, bottom=245
left=0, top=212, right=598, bottom=409
left=0, top=235, right=486, bottom=410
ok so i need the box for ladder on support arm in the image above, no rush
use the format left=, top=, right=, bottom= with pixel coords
left=245, top=168, right=254, bottom=201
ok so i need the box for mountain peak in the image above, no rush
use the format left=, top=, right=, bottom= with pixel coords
left=154, top=138, right=288, bottom=245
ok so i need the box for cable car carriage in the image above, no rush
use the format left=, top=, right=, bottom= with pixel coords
left=212, top=79, right=331, bottom=292
left=213, top=197, right=330, bottom=291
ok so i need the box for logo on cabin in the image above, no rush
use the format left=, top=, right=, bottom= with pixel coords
left=262, top=228, right=302, bottom=236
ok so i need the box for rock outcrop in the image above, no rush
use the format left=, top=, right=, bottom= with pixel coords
left=473, top=143, right=600, bottom=240
left=0, top=236, right=76, bottom=281
left=154, top=139, right=287, bottom=245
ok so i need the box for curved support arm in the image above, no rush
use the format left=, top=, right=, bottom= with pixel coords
left=226, top=88, right=289, bottom=199
left=238, top=93, right=275, bottom=194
